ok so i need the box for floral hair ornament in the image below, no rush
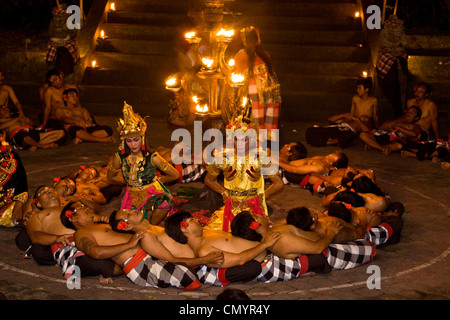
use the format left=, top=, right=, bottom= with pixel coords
left=65, top=210, right=75, bottom=219
left=53, top=177, right=61, bottom=183
left=32, top=198, right=38, bottom=204
left=80, top=166, right=86, bottom=170
left=117, top=221, right=128, bottom=231
left=180, top=221, right=188, bottom=229
left=249, top=221, right=260, bottom=230
left=344, top=203, right=352, bottom=210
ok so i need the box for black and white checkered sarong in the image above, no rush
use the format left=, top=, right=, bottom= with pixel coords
left=123, top=249, right=201, bottom=289
left=257, top=254, right=309, bottom=283
left=365, top=223, right=393, bottom=247
left=325, top=239, right=376, bottom=270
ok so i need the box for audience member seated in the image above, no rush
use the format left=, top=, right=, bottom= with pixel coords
left=359, top=105, right=422, bottom=155
left=0, top=105, right=66, bottom=151
left=55, top=88, right=115, bottom=144
left=406, top=82, right=439, bottom=140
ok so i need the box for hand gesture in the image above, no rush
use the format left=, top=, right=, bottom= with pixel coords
left=262, top=231, right=282, bottom=248
left=203, top=250, right=224, bottom=266
left=56, top=234, right=74, bottom=246
left=128, top=231, right=145, bottom=247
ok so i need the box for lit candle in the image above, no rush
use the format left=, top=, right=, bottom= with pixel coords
left=91, top=60, right=97, bottom=68
left=100, top=30, right=105, bottom=39
left=110, top=3, right=116, bottom=11
left=362, top=71, right=368, bottom=78
left=196, top=104, right=208, bottom=113
left=231, top=73, right=245, bottom=84
left=242, top=97, right=248, bottom=107
left=228, top=59, right=235, bottom=68
left=355, top=11, right=360, bottom=18
left=202, top=58, right=214, bottom=69
left=166, top=77, right=177, bottom=87
left=217, top=29, right=234, bottom=38
left=185, top=32, right=196, bottom=39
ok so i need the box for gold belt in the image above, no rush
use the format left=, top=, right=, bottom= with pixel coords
left=229, top=189, right=258, bottom=197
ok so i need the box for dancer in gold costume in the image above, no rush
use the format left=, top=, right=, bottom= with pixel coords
left=204, top=115, right=283, bottom=232
left=107, top=102, right=180, bottom=225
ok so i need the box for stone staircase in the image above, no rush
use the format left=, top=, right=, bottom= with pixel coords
left=77, top=0, right=371, bottom=121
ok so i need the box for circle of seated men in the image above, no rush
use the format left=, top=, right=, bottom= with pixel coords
left=12, top=146, right=404, bottom=290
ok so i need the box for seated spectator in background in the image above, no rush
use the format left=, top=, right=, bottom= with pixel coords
left=0, top=70, right=26, bottom=117
left=41, top=68, right=77, bottom=130
left=406, top=82, right=439, bottom=140
left=306, top=113, right=373, bottom=148
left=359, top=105, right=422, bottom=156
left=350, top=78, right=379, bottom=128
left=55, top=88, right=115, bottom=144
left=0, top=105, right=65, bottom=151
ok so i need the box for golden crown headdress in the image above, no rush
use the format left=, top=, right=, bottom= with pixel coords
left=117, top=102, right=147, bottom=140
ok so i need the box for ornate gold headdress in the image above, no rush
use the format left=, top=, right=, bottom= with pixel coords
left=240, top=26, right=261, bottom=46
left=117, top=102, right=147, bottom=140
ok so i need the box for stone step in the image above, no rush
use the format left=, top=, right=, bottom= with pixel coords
left=115, top=0, right=358, bottom=18
left=274, top=60, right=369, bottom=77
left=88, top=52, right=178, bottom=73
left=100, top=23, right=178, bottom=41
left=100, top=23, right=365, bottom=47
left=95, top=38, right=177, bottom=55
left=265, top=43, right=370, bottom=63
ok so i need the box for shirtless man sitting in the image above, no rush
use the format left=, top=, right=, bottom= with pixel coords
left=349, top=77, right=379, bottom=128
left=0, top=70, right=26, bottom=117
left=67, top=205, right=218, bottom=289
left=406, top=82, right=439, bottom=140
left=41, top=68, right=77, bottom=130
left=55, top=88, right=115, bottom=144
left=359, top=105, right=422, bottom=155
left=164, top=210, right=282, bottom=269
left=0, top=105, right=65, bottom=151
left=20, top=186, right=119, bottom=284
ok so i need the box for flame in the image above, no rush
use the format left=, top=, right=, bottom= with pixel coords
left=100, top=30, right=105, bottom=39
left=228, top=59, right=235, bottom=67
left=231, top=73, right=245, bottom=83
left=166, top=77, right=177, bottom=86
left=185, top=32, right=196, bottom=39
left=242, top=97, right=248, bottom=106
left=110, top=3, right=115, bottom=11
left=202, top=58, right=214, bottom=68
left=355, top=11, right=360, bottom=18
left=91, top=60, right=97, bottom=68
left=192, top=96, right=199, bottom=103
left=217, top=29, right=234, bottom=38
left=362, top=71, right=368, bottom=78
left=196, top=104, right=208, bottom=113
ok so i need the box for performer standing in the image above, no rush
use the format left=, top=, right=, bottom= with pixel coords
left=107, top=102, right=180, bottom=225
left=233, top=26, right=282, bottom=134
left=204, top=115, right=283, bottom=232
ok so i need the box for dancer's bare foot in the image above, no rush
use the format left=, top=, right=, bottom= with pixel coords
left=74, top=137, right=83, bottom=144
left=98, top=275, right=113, bottom=284
left=29, top=146, right=38, bottom=152
left=441, top=162, right=450, bottom=170
left=401, top=150, right=415, bottom=158
left=382, top=148, right=391, bottom=156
